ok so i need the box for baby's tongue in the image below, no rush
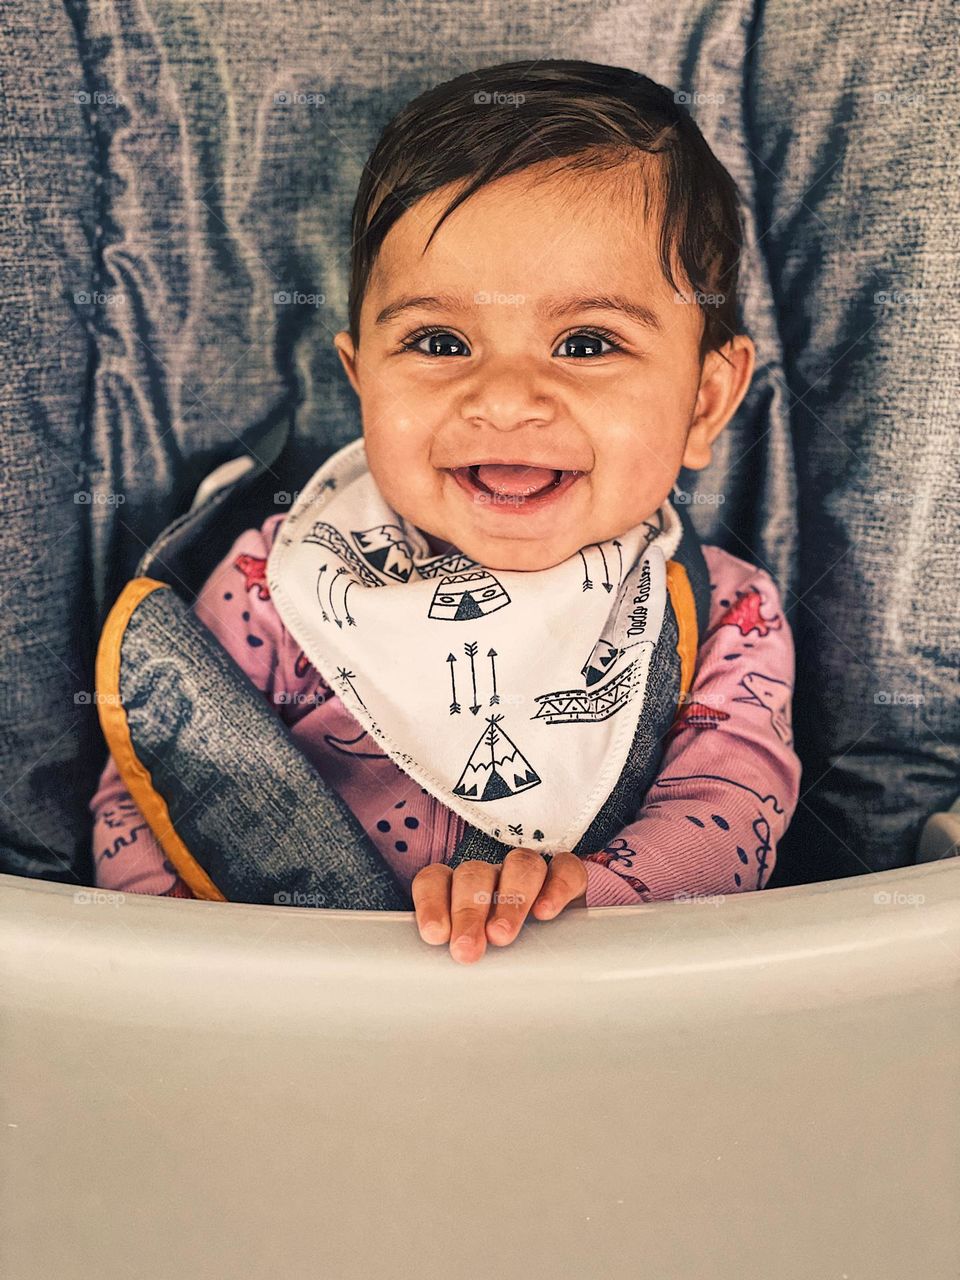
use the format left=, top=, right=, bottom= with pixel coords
left=474, top=464, right=558, bottom=497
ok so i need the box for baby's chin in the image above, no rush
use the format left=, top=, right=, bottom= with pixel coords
left=420, top=525, right=604, bottom=572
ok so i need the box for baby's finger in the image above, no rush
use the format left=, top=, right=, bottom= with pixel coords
left=411, top=863, right=453, bottom=944
left=485, top=848, right=549, bottom=945
left=449, top=859, right=500, bottom=965
left=532, top=851, right=589, bottom=918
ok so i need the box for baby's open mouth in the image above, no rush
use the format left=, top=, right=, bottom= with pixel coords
left=454, top=463, right=578, bottom=498
left=445, top=462, right=586, bottom=516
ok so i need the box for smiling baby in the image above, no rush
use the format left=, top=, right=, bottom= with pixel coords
left=91, top=58, right=801, bottom=963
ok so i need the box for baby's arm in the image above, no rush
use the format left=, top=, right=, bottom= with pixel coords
left=90, top=754, right=195, bottom=897
left=580, top=547, right=802, bottom=907
left=90, top=514, right=312, bottom=896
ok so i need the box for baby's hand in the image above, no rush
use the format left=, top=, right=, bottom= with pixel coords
left=411, top=848, right=588, bottom=965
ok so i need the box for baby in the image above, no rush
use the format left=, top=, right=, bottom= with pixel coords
left=90, top=58, right=801, bottom=964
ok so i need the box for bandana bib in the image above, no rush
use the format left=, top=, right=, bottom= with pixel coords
left=266, top=438, right=683, bottom=854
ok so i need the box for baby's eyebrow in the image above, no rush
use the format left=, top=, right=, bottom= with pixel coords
left=375, top=293, right=465, bottom=326
left=538, top=293, right=663, bottom=333
left=374, top=291, right=663, bottom=333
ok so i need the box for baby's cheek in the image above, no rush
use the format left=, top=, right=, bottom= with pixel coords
left=580, top=473, right=661, bottom=546
left=365, top=443, right=437, bottom=521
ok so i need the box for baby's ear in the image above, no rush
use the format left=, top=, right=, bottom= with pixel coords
left=682, top=335, right=755, bottom=471
left=333, top=330, right=361, bottom=398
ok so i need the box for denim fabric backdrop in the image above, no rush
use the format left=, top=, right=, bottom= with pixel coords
left=0, top=0, right=956, bottom=887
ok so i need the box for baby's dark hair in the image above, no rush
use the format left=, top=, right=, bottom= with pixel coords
left=347, top=59, right=746, bottom=360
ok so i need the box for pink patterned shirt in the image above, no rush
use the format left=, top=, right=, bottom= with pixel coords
left=90, top=513, right=801, bottom=906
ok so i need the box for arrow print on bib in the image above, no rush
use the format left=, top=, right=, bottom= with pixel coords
left=336, top=667, right=367, bottom=710
left=315, top=563, right=359, bottom=628
left=576, top=540, right=620, bottom=593
left=446, top=642, right=501, bottom=715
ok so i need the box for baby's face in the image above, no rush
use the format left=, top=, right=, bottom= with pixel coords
left=334, top=160, right=753, bottom=571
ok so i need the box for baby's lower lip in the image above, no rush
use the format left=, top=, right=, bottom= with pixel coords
left=446, top=466, right=585, bottom=516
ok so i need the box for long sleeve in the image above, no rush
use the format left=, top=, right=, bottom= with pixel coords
left=90, top=513, right=309, bottom=896
left=581, top=545, right=802, bottom=906
left=90, top=753, right=195, bottom=897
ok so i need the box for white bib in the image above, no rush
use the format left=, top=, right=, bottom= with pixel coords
left=266, top=438, right=683, bottom=854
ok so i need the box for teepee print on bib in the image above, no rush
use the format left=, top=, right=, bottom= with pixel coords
left=266, top=438, right=682, bottom=853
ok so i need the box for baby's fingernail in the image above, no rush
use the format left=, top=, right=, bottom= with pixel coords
left=492, top=919, right=512, bottom=938
left=421, top=920, right=445, bottom=943
left=538, top=900, right=556, bottom=917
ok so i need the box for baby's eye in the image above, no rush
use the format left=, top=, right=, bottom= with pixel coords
left=399, top=327, right=469, bottom=357
left=396, top=325, right=626, bottom=359
left=555, top=329, right=625, bottom=358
